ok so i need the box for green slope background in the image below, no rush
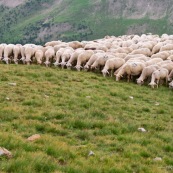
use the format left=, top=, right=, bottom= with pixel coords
left=0, top=0, right=172, bottom=44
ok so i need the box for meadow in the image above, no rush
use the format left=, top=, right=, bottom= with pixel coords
left=0, top=64, right=173, bottom=173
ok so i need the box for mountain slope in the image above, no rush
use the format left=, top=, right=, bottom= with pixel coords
left=0, top=0, right=172, bottom=44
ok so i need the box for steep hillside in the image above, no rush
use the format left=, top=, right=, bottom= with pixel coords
left=0, top=0, right=172, bottom=44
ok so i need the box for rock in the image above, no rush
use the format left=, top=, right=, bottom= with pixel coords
left=153, top=157, right=162, bottom=161
left=0, top=147, right=12, bottom=158
left=138, top=127, right=147, bottom=132
left=8, top=83, right=16, bottom=86
left=88, top=150, right=95, bottom=156
left=86, top=96, right=91, bottom=99
left=155, top=102, right=160, bottom=106
left=129, top=96, right=134, bottom=99
left=6, top=97, right=10, bottom=100
left=44, top=94, right=49, bottom=98
left=27, top=134, right=41, bottom=141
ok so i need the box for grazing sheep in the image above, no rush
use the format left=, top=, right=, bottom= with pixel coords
left=66, top=49, right=84, bottom=69
left=145, top=58, right=163, bottom=66
left=13, top=45, right=22, bottom=64
left=151, top=51, right=170, bottom=60
left=151, top=42, right=163, bottom=54
left=0, top=43, right=6, bottom=61
left=3, top=44, right=14, bottom=64
left=60, top=48, right=74, bottom=68
left=24, top=45, right=36, bottom=65
left=130, top=48, right=151, bottom=57
left=160, top=63, right=173, bottom=73
left=75, top=50, right=94, bottom=71
left=44, top=41, right=62, bottom=47
left=115, top=61, right=145, bottom=82
left=102, top=57, right=125, bottom=77
left=124, top=54, right=148, bottom=62
left=168, top=69, right=173, bottom=81
left=44, top=47, right=55, bottom=67
left=68, top=41, right=83, bottom=49
left=148, top=68, right=169, bottom=88
left=169, top=80, right=173, bottom=89
left=90, top=54, right=112, bottom=70
left=136, top=65, right=160, bottom=85
left=34, top=50, right=44, bottom=65
left=84, top=53, right=105, bottom=70
left=160, top=44, right=173, bottom=52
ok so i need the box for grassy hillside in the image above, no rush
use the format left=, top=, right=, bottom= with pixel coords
left=0, top=64, right=173, bottom=172
left=0, top=0, right=172, bottom=44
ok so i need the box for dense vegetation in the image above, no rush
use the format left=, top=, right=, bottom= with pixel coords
left=0, top=64, right=173, bottom=173
left=0, top=0, right=172, bottom=44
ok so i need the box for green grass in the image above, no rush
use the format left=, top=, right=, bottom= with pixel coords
left=0, top=64, right=172, bottom=173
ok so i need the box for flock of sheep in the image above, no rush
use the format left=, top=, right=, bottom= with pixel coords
left=1, top=33, right=173, bottom=89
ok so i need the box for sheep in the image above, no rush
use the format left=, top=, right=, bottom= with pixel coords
left=102, top=57, right=125, bottom=77
left=0, top=43, right=6, bottom=61
left=167, top=55, right=173, bottom=61
left=157, top=60, right=172, bottom=66
left=151, top=42, right=163, bottom=54
left=34, top=49, right=44, bottom=65
left=83, top=53, right=105, bottom=70
left=151, top=51, right=170, bottom=60
left=59, top=48, right=74, bottom=68
left=124, top=54, right=149, bottom=62
left=160, top=44, right=173, bottom=52
left=66, top=49, right=84, bottom=69
left=168, top=69, right=173, bottom=81
left=75, top=50, right=94, bottom=71
left=13, top=45, right=22, bottom=64
left=24, top=45, right=36, bottom=65
left=54, top=43, right=69, bottom=52
left=3, top=44, right=14, bottom=64
left=160, top=63, right=173, bottom=73
left=115, top=61, right=146, bottom=82
left=44, top=41, right=62, bottom=47
left=169, top=80, right=173, bottom=89
left=130, top=48, right=151, bottom=57
left=136, top=65, right=160, bottom=85
left=90, top=53, right=112, bottom=70
left=145, top=58, right=163, bottom=66
left=68, top=41, right=83, bottom=49
left=44, top=47, right=55, bottom=67
left=148, top=68, right=169, bottom=88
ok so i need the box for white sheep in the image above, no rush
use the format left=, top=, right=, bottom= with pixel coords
left=60, top=48, right=74, bottom=68
left=3, top=44, right=14, bottom=64
left=115, top=61, right=146, bottom=82
left=145, top=58, right=163, bottom=66
left=136, top=65, right=160, bottom=85
left=75, top=50, right=94, bottom=71
left=148, top=68, right=169, bottom=88
left=151, top=51, right=170, bottom=60
left=130, top=48, right=151, bottom=57
left=0, top=43, right=7, bottom=61
left=44, top=47, right=55, bottom=67
left=102, top=57, right=125, bottom=77
left=66, top=49, right=84, bottom=69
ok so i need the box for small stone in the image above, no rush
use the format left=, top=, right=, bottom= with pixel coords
left=44, top=94, right=49, bottom=98
left=88, top=150, right=95, bottom=156
left=8, top=83, right=16, bottom=86
left=0, top=147, right=12, bottom=158
left=27, top=134, right=41, bottom=141
left=129, top=96, right=134, bottom=99
left=155, top=102, right=160, bottom=106
left=138, top=127, right=147, bottom=132
left=154, top=157, right=162, bottom=161
left=6, top=97, right=10, bottom=100
left=86, top=96, right=91, bottom=99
